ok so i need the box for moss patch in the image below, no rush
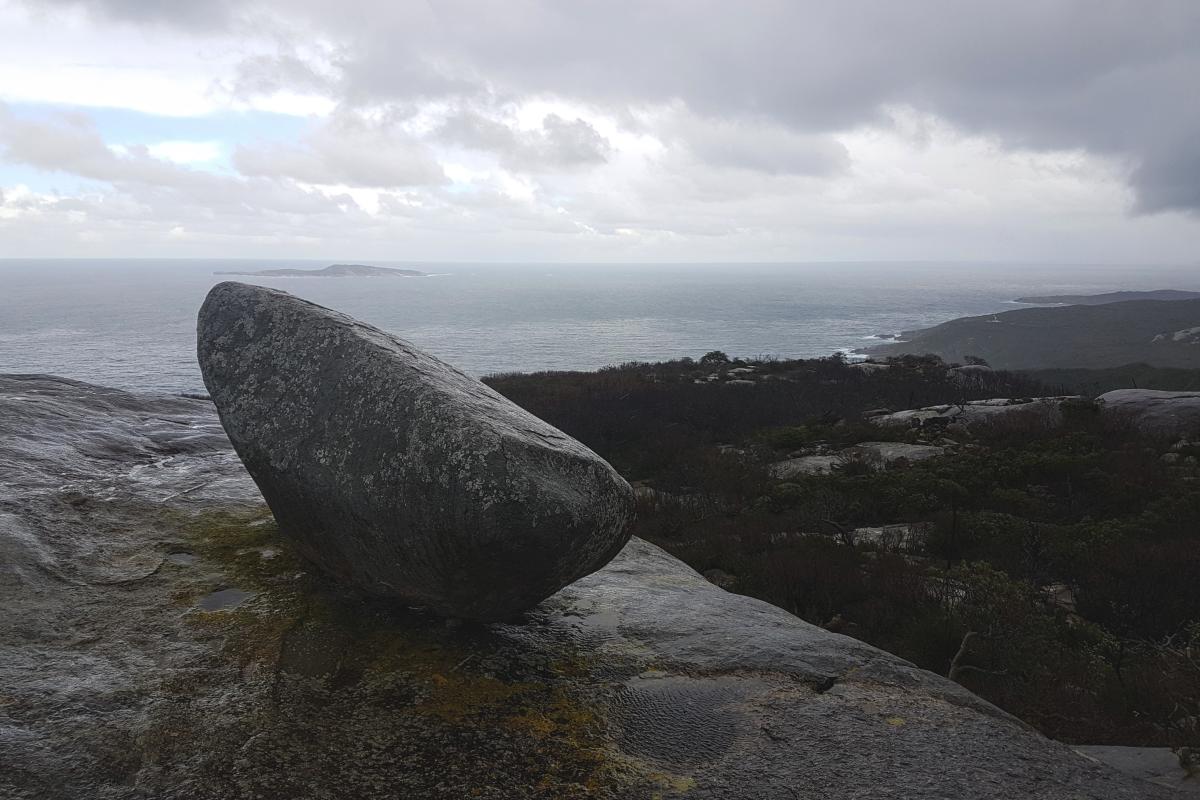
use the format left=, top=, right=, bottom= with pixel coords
left=160, top=506, right=655, bottom=798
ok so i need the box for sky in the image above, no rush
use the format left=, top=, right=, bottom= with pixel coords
left=0, top=0, right=1198, bottom=262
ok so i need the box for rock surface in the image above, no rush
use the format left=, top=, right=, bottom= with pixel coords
left=1097, top=389, right=1200, bottom=436
left=0, top=374, right=1178, bottom=799
left=771, top=441, right=945, bottom=478
left=871, top=396, right=1079, bottom=429
left=1074, top=746, right=1200, bottom=795
left=197, top=282, right=634, bottom=620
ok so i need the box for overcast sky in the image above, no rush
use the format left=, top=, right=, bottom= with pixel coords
left=0, top=0, right=1197, bottom=262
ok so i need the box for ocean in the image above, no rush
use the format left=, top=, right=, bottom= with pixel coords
left=1, top=259, right=1196, bottom=394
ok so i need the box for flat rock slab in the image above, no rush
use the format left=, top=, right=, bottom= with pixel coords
left=872, top=396, right=1079, bottom=428
left=1098, top=389, right=1200, bottom=436
left=1075, top=746, right=1200, bottom=795
left=771, top=442, right=944, bottom=478
left=0, top=375, right=1175, bottom=799
left=197, top=282, right=634, bottom=620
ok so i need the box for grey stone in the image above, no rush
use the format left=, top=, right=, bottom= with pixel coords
left=0, top=374, right=1174, bottom=799
left=1098, top=389, right=1200, bottom=436
left=771, top=441, right=944, bottom=478
left=196, top=282, right=634, bottom=621
left=871, top=396, right=1080, bottom=428
left=1075, top=746, right=1200, bottom=795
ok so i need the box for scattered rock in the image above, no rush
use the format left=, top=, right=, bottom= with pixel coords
left=771, top=454, right=840, bottom=478
left=949, top=364, right=993, bottom=380
left=771, top=441, right=944, bottom=478
left=849, top=522, right=929, bottom=552
left=197, top=282, right=634, bottom=621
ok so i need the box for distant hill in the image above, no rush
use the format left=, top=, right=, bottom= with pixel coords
left=863, top=298, right=1200, bottom=369
left=1015, top=289, right=1200, bottom=305
left=215, top=264, right=426, bottom=278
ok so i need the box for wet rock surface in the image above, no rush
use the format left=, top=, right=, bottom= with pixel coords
left=197, top=282, right=634, bottom=620
left=0, top=375, right=1177, bottom=799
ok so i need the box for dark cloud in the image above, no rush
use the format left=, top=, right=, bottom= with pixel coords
left=25, top=0, right=239, bottom=31
left=287, top=0, right=1200, bottom=212
left=662, top=112, right=850, bottom=176
left=1133, top=143, right=1200, bottom=215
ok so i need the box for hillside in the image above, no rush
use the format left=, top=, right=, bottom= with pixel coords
left=486, top=354, right=1200, bottom=757
left=864, top=298, right=1200, bottom=369
left=1016, top=290, right=1200, bottom=305
left=1027, top=363, right=1200, bottom=395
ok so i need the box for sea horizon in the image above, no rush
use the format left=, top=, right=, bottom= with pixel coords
left=3, top=258, right=1199, bottom=394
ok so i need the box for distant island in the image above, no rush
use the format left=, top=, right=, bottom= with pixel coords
left=214, top=264, right=427, bottom=278
left=1015, top=289, right=1200, bottom=305
left=863, top=297, right=1200, bottom=369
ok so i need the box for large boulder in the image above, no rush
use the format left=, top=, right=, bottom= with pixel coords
left=1098, top=389, right=1200, bottom=436
left=196, top=282, right=633, bottom=621
left=0, top=375, right=1177, bottom=799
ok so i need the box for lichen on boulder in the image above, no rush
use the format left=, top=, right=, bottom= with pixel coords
left=197, top=282, right=634, bottom=620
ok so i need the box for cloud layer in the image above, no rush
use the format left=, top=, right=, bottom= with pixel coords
left=1, top=0, right=1198, bottom=259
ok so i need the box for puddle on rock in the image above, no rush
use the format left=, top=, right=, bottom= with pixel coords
left=165, top=552, right=197, bottom=566
left=197, top=587, right=254, bottom=611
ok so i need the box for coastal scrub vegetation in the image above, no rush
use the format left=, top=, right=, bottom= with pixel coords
left=487, top=354, right=1200, bottom=751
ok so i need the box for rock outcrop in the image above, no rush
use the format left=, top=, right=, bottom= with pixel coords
left=197, top=282, right=633, bottom=621
left=771, top=441, right=945, bottom=478
left=1097, top=389, right=1200, bottom=436
left=0, top=374, right=1177, bottom=798
left=870, top=396, right=1079, bottom=429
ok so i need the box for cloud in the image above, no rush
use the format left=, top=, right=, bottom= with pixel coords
left=15, top=1, right=1200, bottom=215
left=656, top=109, right=849, bottom=176
left=3, top=1, right=1200, bottom=259
left=258, top=0, right=1200, bottom=214
left=1131, top=137, right=1200, bottom=215
left=0, top=105, right=365, bottom=222
left=145, top=140, right=223, bottom=165
left=438, top=111, right=611, bottom=171
left=232, top=112, right=446, bottom=188
left=23, top=0, right=240, bottom=32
